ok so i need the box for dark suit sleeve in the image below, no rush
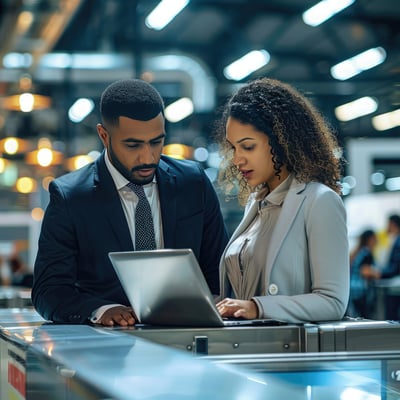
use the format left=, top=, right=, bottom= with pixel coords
left=381, top=238, right=400, bottom=279
left=31, top=166, right=131, bottom=323
left=197, top=169, right=229, bottom=294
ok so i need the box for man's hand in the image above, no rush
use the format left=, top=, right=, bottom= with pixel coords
left=97, top=305, right=136, bottom=326
left=216, top=298, right=258, bottom=320
left=360, top=265, right=381, bottom=280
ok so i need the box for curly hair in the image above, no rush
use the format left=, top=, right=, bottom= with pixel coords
left=215, top=77, right=344, bottom=205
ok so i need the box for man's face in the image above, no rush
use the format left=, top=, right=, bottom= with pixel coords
left=388, top=221, right=400, bottom=236
left=97, top=114, right=165, bottom=185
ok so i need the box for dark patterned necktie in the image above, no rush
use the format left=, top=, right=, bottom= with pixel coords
left=127, top=182, right=156, bottom=250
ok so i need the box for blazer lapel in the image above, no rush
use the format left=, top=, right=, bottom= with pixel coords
left=265, top=180, right=306, bottom=271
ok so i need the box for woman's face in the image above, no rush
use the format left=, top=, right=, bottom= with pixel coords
left=226, top=117, right=288, bottom=190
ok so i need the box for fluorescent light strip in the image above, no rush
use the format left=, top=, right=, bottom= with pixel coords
left=68, top=98, right=94, bottom=123
left=385, top=177, right=400, bottom=192
left=372, top=109, right=400, bottom=131
left=165, top=97, right=194, bottom=123
left=145, top=0, right=190, bottom=31
left=302, top=0, right=355, bottom=27
left=334, top=96, right=378, bottom=121
left=223, top=50, right=270, bottom=81
left=331, top=47, right=386, bottom=80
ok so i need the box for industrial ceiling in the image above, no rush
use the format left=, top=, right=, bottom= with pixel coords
left=0, top=0, right=399, bottom=165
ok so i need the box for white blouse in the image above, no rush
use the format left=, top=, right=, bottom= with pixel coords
left=224, top=174, right=293, bottom=299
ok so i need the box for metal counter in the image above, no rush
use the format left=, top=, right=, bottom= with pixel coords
left=18, top=327, right=400, bottom=399
left=1, top=309, right=400, bottom=399
left=114, top=317, right=400, bottom=355
left=375, top=276, right=400, bottom=320
left=115, top=323, right=310, bottom=355
left=0, top=287, right=32, bottom=308
left=206, top=351, right=400, bottom=399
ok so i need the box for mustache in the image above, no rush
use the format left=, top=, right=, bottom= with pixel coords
left=131, top=164, right=158, bottom=172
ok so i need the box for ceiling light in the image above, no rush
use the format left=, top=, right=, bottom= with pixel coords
left=3, top=52, right=33, bottom=68
left=302, top=0, right=355, bottom=27
left=0, top=74, right=52, bottom=111
left=165, top=97, right=194, bottom=123
left=1, top=93, right=52, bottom=112
left=25, top=138, right=63, bottom=167
left=372, top=109, right=400, bottom=131
left=385, top=177, right=400, bottom=191
left=163, top=144, right=193, bottom=160
left=145, top=0, right=190, bottom=31
left=65, top=152, right=100, bottom=171
left=15, top=177, right=37, bottom=194
left=334, top=96, right=378, bottom=121
left=0, top=157, right=9, bottom=173
left=68, top=98, right=94, bottom=123
left=331, top=47, right=386, bottom=80
left=0, top=137, right=31, bottom=155
left=223, top=50, right=270, bottom=81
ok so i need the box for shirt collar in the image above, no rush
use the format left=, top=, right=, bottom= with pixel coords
left=261, top=173, right=294, bottom=207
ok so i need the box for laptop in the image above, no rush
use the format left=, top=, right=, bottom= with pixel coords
left=108, top=248, right=287, bottom=327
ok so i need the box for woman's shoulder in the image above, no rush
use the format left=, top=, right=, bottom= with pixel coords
left=296, top=180, right=342, bottom=201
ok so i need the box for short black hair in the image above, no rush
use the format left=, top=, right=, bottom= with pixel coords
left=100, top=79, right=164, bottom=126
left=389, top=214, right=400, bottom=229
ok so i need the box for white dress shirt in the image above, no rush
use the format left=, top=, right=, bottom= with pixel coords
left=90, top=150, right=164, bottom=323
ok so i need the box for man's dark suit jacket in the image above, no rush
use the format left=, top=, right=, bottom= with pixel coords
left=381, top=235, right=400, bottom=279
left=32, top=152, right=229, bottom=323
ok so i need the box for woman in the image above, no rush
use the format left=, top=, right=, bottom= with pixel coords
left=215, top=77, right=349, bottom=323
left=348, top=229, right=377, bottom=318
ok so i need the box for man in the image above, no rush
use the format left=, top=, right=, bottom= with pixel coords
left=32, top=79, right=229, bottom=326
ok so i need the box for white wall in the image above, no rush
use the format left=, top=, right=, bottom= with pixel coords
left=347, top=138, right=400, bottom=196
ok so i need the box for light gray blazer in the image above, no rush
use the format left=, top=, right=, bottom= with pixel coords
left=219, top=178, right=350, bottom=323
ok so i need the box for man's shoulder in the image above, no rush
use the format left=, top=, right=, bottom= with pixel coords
left=55, top=161, right=96, bottom=185
left=159, top=154, right=202, bottom=175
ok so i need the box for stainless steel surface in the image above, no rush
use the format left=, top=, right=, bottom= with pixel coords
left=1, top=309, right=400, bottom=399
left=0, top=287, right=32, bottom=308
left=22, top=324, right=278, bottom=400
left=25, top=333, right=400, bottom=399
left=374, top=277, right=400, bottom=320
left=317, top=319, right=400, bottom=352
left=119, top=324, right=304, bottom=355
left=0, top=307, right=45, bottom=326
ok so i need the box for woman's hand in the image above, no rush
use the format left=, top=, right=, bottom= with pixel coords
left=216, top=298, right=258, bottom=319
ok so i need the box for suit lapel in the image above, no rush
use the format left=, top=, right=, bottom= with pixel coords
left=157, top=160, right=177, bottom=248
left=94, top=153, right=133, bottom=249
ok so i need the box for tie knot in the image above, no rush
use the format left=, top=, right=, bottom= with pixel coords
left=127, top=182, right=146, bottom=199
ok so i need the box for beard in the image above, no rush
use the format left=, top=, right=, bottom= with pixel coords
left=108, top=142, right=157, bottom=185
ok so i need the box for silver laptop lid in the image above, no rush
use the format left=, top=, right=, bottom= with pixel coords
left=108, top=249, right=224, bottom=327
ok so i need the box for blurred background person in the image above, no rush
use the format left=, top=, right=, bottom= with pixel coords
left=347, top=229, right=378, bottom=319
left=362, top=214, right=400, bottom=320
left=9, top=255, right=33, bottom=288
